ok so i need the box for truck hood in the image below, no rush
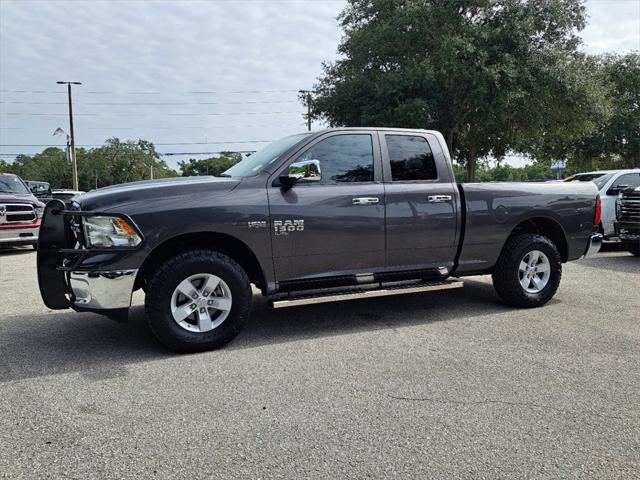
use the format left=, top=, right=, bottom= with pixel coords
left=0, top=191, right=44, bottom=207
left=77, top=176, right=241, bottom=211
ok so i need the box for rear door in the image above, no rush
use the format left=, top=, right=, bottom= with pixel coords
left=380, top=132, right=459, bottom=274
left=268, top=131, right=385, bottom=283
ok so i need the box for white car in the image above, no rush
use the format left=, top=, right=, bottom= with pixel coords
left=565, top=169, right=640, bottom=238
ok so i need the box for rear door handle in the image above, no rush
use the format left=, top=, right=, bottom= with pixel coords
left=352, top=197, right=380, bottom=206
left=428, top=195, right=452, bottom=203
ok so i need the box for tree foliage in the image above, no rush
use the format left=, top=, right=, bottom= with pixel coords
left=177, top=152, right=243, bottom=176
left=310, top=0, right=607, bottom=180
left=3, top=138, right=177, bottom=190
left=568, top=53, right=640, bottom=170
left=452, top=160, right=555, bottom=182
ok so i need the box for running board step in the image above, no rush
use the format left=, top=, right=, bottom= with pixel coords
left=271, top=279, right=463, bottom=309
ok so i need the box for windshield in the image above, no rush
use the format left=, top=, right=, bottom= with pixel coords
left=223, top=133, right=310, bottom=177
left=564, top=173, right=613, bottom=190
left=0, top=174, right=30, bottom=194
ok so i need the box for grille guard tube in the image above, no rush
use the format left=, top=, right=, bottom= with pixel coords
left=36, top=199, right=72, bottom=309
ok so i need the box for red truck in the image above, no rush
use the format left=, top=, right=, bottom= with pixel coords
left=0, top=173, right=45, bottom=249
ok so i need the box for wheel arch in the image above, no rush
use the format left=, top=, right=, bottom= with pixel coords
left=509, top=216, right=569, bottom=262
left=136, top=231, right=267, bottom=293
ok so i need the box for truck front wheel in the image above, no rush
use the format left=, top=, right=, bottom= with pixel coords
left=145, top=249, right=252, bottom=352
left=492, top=234, right=562, bottom=308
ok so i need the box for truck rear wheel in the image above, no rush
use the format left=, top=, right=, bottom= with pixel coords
left=623, top=240, right=640, bottom=256
left=145, top=249, right=252, bottom=352
left=492, top=234, right=562, bottom=308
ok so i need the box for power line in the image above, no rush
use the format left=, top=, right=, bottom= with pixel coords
left=1, top=111, right=303, bottom=117
left=0, top=140, right=271, bottom=147
left=0, top=123, right=307, bottom=130
left=0, top=100, right=298, bottom=106
left=0, top=150, right=258, bottom=157
left=160, top=151, right=257, bottom=156
left=0, top=89, right=301, bottom=95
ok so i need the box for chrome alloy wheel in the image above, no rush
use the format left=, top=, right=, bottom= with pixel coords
left=170, top=273, right=232, bottom=333
left=518, top=250, right=551, bottom=294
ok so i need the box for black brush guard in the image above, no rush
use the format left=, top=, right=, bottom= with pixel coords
left=36, top=199, right=142, bottom=311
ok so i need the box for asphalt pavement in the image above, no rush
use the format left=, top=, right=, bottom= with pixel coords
left=0, top=245, right=638, bottom=479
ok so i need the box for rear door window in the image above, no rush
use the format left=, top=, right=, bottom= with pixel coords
left=385, top=135, right=437, bottom=181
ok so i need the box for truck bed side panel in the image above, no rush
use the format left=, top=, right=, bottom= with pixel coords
left=455, top=182, right=597, bottom=275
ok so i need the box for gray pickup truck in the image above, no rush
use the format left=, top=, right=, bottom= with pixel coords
left=37, top=128, right=602, bottom=352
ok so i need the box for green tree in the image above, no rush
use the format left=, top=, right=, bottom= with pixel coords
left=178, top=152, right=243, bottom=176
left=7, top=148, right=72, bottom=187
left=2, top=138, right=177, bottom=190
left=80, top=138, right=176, bottom=189
left=310, top=0, right=606, bottom=181
left=567, top=53, right=640, bottom=170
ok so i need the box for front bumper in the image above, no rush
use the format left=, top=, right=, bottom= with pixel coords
left=0, top=223, right=40, bottom=245
left=70, top=269, right=138, bottom=309
left=583, top=233, right=603, bottom=258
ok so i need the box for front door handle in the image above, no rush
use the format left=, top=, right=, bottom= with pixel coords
left=428, top=195, right=452, bottom=203
left=352, top=197, right=380, bottom=206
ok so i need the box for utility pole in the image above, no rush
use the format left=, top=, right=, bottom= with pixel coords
left=299, top=90, right=312, bottom=131
left=57, top=81, right=82, bottom=190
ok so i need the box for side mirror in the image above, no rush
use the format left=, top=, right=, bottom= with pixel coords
left=279, top=159, right=321, bottom=187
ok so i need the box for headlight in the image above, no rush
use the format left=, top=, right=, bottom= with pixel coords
left=82, top=215, right=142, bottom=248
left=35, top=207, right=44, bottom=219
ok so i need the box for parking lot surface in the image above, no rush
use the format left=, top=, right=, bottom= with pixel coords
left=1, top=246, right=638, bottom=479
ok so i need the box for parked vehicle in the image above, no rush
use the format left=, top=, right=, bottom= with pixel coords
left=564, top=170, right=640, bottom=238
left=615, top=187, right=640, bottom=256
left=0, top=173, right=45, bottom=249
left=51, top=189, right=85, bottom=205
left=25, top=180, right=53, bottom=203
left=37, top=128, right=602, bottom=352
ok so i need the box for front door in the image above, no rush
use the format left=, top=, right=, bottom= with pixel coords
left=268, top=132, right=385, bottom=283
left=380, top=132, right=459, bottom=274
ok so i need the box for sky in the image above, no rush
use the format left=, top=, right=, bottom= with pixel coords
left=1, top=0, right=639, bottom=171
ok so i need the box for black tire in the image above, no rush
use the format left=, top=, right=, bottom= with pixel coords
left=145, top=249, right=252, bottom=352
left=492, top=234, right=562, bottom=308
left=623, top=240, right=640, bottom=256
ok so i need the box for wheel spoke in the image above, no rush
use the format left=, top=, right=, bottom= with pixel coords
left=201, top=275, right=221, bottom=295
left=531, top=275, right=544, bottom=290
left=519, top=261, right=528, bottom=273
left=176, top=279, right=197, bottom=299
left=173, top=303, right=194, bottom=322
left=528, top=251, right=539, bottom=266
left=197, top=308, right=213, bottom=331
left=210, top=296, right=232, bottom=312
left=519, top=275, right=531, bottom=290
left=536, top=262, right=550, bottom=273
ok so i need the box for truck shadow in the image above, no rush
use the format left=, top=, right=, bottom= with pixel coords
left=0, top=279, right=517, bottom=383
left=578, top=251, right=638, bottom=273
left=0, top=246, right=35, bottom=256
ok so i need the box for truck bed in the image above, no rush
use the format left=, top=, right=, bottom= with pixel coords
left=455, top=182, right=599, bottom=275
